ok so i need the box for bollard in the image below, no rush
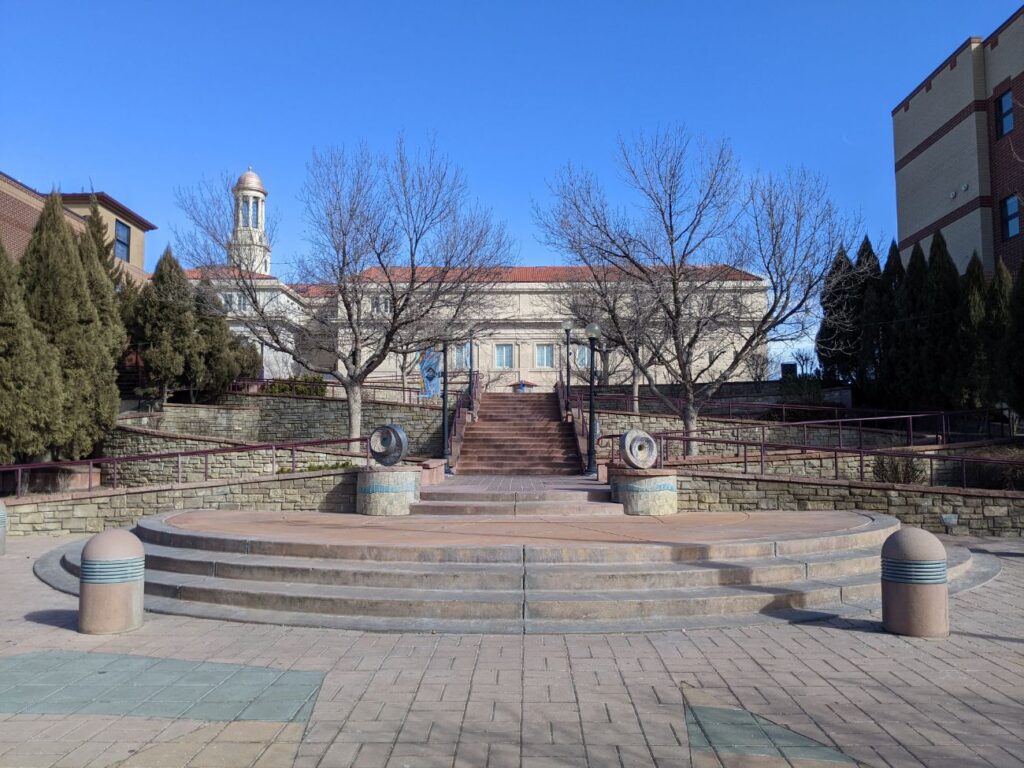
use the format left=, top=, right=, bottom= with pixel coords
left=78, top=529, right=146, bottom=635
left=356, top=465, right=420, bottom=516
left=607, top=467, right=678, bottom=516
left=881, top=527, right=949, bottom=638
left=0, top=498, right=6, bottom=555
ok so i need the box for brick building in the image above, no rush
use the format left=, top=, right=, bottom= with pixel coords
left=0, top=170, right=154, bottom=283
left=892, top=6, right=1023, bottom=273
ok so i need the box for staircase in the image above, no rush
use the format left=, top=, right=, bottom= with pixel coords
left=456, top=392, right=580, bottom=475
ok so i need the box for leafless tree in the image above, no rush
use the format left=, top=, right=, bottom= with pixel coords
left=745, top=349, right=778, bottom=392
left=176, top=138, right=514, bottom=437
left=793, top=348, right=816, bottom=376
left=535, top=126, right=853, bottom=451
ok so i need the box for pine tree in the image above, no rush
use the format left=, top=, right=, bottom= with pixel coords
left=0, top=240, right=65, bottom=464
left=876, top=242, right=905, bottom=406
left=951, top=254, right=987, bottom=408
left=79, top=231, right=127, bottom=360
left=984, top=258, right=1013, bottom=406
left=135, top=247, right=198, bottom=402
left=85, top=197, right=124, bottom=292
left=184, top=281, right=238, bottom=402
left=19, top=193, right=116, bottom=459
left=853, top=237, right=883, bottom=396
left=921, top=231, right=960, bottom=407
left=815, top=246, right=857, bottom=383
left=1007, top=265, right=1024, bottom=418
left=891, top=242, right=927, bottom=408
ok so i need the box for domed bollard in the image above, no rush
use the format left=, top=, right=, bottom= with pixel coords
left=357, top=425, right=419, bottom=516
left=881, top=527, right=949, bottom=638
left=78, top=529, right=146, bottom=635
left=607, top=467, right=678, bottom=516
left=0, top=498, right=7, bottom=556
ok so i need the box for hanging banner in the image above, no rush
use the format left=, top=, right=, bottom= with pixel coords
left=419, top=349, right=442, bottom=399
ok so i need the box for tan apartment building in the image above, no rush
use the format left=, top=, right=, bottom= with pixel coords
left=0, top=170, right=154, bottom=283
left=892, top=6, right=1023, bottom=273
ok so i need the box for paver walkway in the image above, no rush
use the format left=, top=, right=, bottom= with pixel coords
left=0, top=533, right=1022, bottom=768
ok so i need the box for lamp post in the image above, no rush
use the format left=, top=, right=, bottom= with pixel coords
left=585, top=322, right=600, bottom=476
left=468, top=335, right=475, bottom=406
left=561, top=320, right=573, bottom=418
left=441, top=342, right=451, bottom=474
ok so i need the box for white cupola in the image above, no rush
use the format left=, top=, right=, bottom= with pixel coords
left=229, top=167, right=271, bottom=274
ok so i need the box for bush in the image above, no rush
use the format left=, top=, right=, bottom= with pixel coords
left=266, top=374, right=327, bottom=397
left=872, top=455, right=925, bottom=485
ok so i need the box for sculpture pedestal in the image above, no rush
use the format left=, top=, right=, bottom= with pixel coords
left=356, top=466, right=420, bottom=516
left=608, top=467, right=678, bottom=516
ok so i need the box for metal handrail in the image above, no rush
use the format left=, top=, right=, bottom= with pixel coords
left=0, top=436, right=371, bottom=498
left=598, top=431, right=1024, bottom=490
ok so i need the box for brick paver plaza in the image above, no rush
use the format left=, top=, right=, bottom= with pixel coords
left=1, top=530, right=1022, bottom=768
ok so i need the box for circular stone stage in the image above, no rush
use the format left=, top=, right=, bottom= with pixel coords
left=35, top=478, right=997, bottom=634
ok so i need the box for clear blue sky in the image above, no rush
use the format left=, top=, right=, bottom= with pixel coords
left=1, top=2, right=1018, bottom=277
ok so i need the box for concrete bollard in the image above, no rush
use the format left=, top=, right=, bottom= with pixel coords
left=0, top=498, right=7, bottom=556
left=356, top=465, right=420, bottom=516
left=78, top=529, right=146, bottom=635
left=608, top=467, right=678, bottom=516
left=881, top=527, right=949, bottom=638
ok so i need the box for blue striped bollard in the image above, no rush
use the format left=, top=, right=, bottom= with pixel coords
left=607, top=467, right=678, bottom=516
left=356, top=466, right=420, bottom=516
left=78, top=529, right=146, bottom=635
left=881, top=527, right=949, bottom=638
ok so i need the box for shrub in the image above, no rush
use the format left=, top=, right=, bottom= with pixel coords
left=872, top=455, right=925, bottom=485
left=266, top=374, right=327, bottom=397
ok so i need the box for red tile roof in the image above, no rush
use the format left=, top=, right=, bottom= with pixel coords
left=289, top=283, right=337, bottom=298
left=183, top=266, right=276, bottom=281
left=357, top=264, right=761, bottom=283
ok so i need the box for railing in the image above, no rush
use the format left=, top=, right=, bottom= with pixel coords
left=448, top=371, right=481, bottom=469
left=600, top=431, right=1024, bottom=491
left=231, top=376, right=480, bottom=405
left=0, top=436, right=371, bottom=499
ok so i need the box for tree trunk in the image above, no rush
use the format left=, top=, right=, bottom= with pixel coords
left=683, top=401, right=699, bottom=457
left=400, top=366, right=407, bottom=404
left=345, top=381, right=363, bottom=439
left=631, top=366, right=640, bottom=413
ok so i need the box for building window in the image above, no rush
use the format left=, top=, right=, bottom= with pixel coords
left=494, top=344, right=514, bottom=369
left=114, top=220, right=130, bottom=262
left=454, top=342, right=471, bottom=370
left=575, top=345, right=591, bottom=368
left=997, top=90, right=1015, bottom=138
left=535, top=343, right=554, bottom=368
left=251, top=198, right=260, bottom=228
left=242, top=197, right=250, bottom=227
left=1002, top=195, right=1021, bottom=240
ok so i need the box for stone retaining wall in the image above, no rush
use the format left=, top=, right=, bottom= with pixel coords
left=4, top=469, right=358, bottom=536
left=676, top=468, right=1023, bottom=536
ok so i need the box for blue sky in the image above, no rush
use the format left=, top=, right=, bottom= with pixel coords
left=1, top=1, right=1018, bottom=277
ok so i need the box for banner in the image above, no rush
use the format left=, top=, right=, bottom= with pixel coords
left=419, top=349, right=442, bottom=399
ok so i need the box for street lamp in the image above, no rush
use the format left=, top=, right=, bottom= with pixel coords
left=561, top=320, right=573, bottom=418
left=467, top=334, right=475, bottom=407
left=585, top=322, right=601, bottom=475
left=441, top=342, right=451, bottom=474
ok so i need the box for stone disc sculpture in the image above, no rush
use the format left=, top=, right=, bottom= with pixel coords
left=369, top=425, right=409, bottom=466
left=620, top=429, right=658, bottom=469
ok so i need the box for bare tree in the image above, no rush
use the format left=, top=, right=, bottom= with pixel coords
left=793, top=348, right=816, bottom=376
left=745, top=349, right=778, bottom=392
left=536, top=127, right=852, bottom=451
left=176, top=138, right=514, bottom=437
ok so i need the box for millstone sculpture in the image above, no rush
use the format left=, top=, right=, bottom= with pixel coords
left=369, top=424, right=410, bottom=466
left=619, top=429, right=658, bottom=469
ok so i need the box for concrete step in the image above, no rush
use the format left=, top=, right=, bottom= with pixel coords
left=408, top=500, right=625, bottom=516
left=420, top=487, right=612, bottom=503
left=457, top=467, right=581, bottom=476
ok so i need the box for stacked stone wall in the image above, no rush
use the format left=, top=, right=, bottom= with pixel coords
left=4, top=470, right=358, bottom=536
left=676, top=468, right=1022, bottom=536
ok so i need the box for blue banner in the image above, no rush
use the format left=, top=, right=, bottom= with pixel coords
left=419, top=349, right=442, bottom=399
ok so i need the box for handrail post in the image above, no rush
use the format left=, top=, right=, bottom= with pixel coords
left=291, top=447, right=297, bottom=472
left=271, top=446, right=277, bottom=475
left=858, top=451, right=864, bottom=481
left=16, top=468, right=22, bottom=498
left=176, top=455, right=183, bottom=484
left=204, top=453, right=209, bottom=481
left=834, top=450, right=839, bottom=480
left=759, top=442, right=765, bottom=474
left=743, top=444, right=748, bottom=474
left=838, top=422, right=843, bottom=449
left=88, top=462, right=94, bottom=491
left=961, top=458, right=967, bottom=489
left=908, top=415, right=914, bottom=447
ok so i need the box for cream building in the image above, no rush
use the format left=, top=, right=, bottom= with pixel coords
left=892, top=6, right=1023, bottom=273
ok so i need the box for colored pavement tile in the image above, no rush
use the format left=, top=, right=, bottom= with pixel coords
left=0, top=651, right=323, bottom=722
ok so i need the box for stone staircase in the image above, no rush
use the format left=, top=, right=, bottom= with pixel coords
left=456, top=392, right=580, bottom=475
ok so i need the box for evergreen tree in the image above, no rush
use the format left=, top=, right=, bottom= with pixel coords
left=891, top=242, right=928, bottom=408
left=875, top=242, right=905, bottom=405
left=135, top=247, right=198, bottom=402
left=921, top=231, right=960, bottom=407
left=984, top=258, right=1013, bottom=406
left=951, top=254, right=987, bottom=408
left=84, top=197, right=124, bottom=292
left=815, top=246, right=857, bottom=383
left=1007, top=265, right=1024, bottom=417
left=853, top=237, right=883, bottom=395
left=19, top=193, right=116, bottom=459
left=184, top=281, right=239, bottom=401
left=79, top=231, right=127, bottom=360
left=230, top=335, right=262, bottom=379
left=0, top=240, right=65, bottom=464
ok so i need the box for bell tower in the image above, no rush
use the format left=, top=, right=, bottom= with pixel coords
left=229, top=167, right=271, bottom=274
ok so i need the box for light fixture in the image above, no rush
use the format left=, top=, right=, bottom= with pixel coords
left=561, top=319, right=573, bottom=331
left=585, top=322, right=601, bottom=339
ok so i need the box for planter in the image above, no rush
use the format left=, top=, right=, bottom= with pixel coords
left=356, top=465, right=420, bottom=516
left=608, top=466, right=678, bottom=516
